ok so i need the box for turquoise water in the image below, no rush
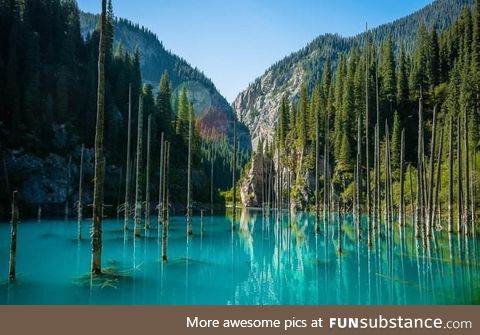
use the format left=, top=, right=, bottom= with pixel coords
left=0, top=210, right=479, bottom=305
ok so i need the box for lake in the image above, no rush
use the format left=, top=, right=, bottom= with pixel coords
left=0, top=210, right=478, bottom=304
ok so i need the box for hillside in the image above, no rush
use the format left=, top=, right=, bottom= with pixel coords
left=233, top=0, right=474, bottom=147
left=80, top=12, right=251, bottom=150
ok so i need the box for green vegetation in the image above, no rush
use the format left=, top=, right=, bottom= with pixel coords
left=256, top=0, right=480, bottom=229
left=0, top=0, right=249, bottom=218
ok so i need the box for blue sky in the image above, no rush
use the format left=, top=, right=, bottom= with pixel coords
left=77, top=0, right=432, bottom=102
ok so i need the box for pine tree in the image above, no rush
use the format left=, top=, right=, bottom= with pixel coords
left=176, top=86, right=190, bottom=139
left=379, top=35, right=396, bottom=125
left=278, top=94, right=289, bottom=146
left=427, top=28, right=440, bottom=87
left=397, top=43, right=409, bottom=114
left=337, top=132, right=352, bottom=174
left=157, top=72, right=173, bottom=137
left=391, top=112, right=401, bottom=172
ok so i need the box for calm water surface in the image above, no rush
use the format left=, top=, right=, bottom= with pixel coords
left=0, top=210, right=479, bottom=305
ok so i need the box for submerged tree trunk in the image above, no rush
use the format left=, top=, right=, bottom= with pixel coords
left=472, top=147, right=477, bottom=236
left=157, top=133, right=165, bottom=227
left=187, top=109, right=193, bottom=236
left=356, top=115, right=362, bottom=238
left=365, top=25, right=370, bottom=220
left=399, top=129, right=405, bottom=227
left=426, top=107, right=437, bottom=237
left=432, top=127, right=444, bottom=230
left=323, top=112, right=330, bottom=225
left=416, top=94, right=425, bottom=241
left=9, top=191, right=18, bottom=281
left=315, top=112, right=320, bottom=233
left=457, top=116, right=463, bottom=234
left=77, top=144, right=84, bottom=240
left=91, top=0, right=107, bottom=275
left=162, top=142, right=170, bottom=262
left=134, top=96, right=144, bottom=238
left=448, top=116, right=454, bottom=233
left=145, top=114, right=152, bottom=230
left=464, top=112, right=470, bottom=236
left=211, top=146, right=214, bottom=216
left=385, top=122, right=392, bottom=228
left=124, top=84, right=133, bottom=231
left=232, top=118, right=237, bottom=229
left=409, top=164, right=415, bottom=220
left=65, top=155, right=72, bottom=220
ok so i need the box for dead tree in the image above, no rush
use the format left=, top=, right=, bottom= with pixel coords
left=134, top=96, right=144, bottom=238
left=77, top=144, right=84, bottom=239
left=448, top=116, right=454, bottom=233
left=9, top=191, right=18, bottom=280
left=124, top=84, right=133, bottom=231
left=91, top=0, right=107, bottom=275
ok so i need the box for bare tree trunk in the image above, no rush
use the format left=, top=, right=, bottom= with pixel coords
left=232, top=118, right=237, bottom=229
left=416, top=95, right=425, bottom=241
left=91, top=0, right=107, bottom=275
left=162, top=142, right=170, bottom=262
left=448, top=116, right=454, bottom=233
left=145, top=114, right=152, bottom=230
left=77, top=144, right=84, bottom=240
left=372, top=123, right=377, bottom=229
left=356, top=115, right=362, bottom=238
left=323, top=113, right=330, bottom=225
left=432, top=127, right=444, bottom=230
left=157, top=133, right=165, bottom=227
left=365, top=24, right=371, bottom=220
left=124, top=84, right=133, bottom=231
left=65, top=155, right=72, bottom=220
left=409, top=164, right=415, bottom=220
left=134, top=96, right=144, bottom=238
left=315, top=112, right=320, bottom=233
left=399, top=129, right=405, bottom=226
left=211, top=147, right=214, bottom=216
left=116, top=167, right=123, bottom=219
left=472, top=147, right=476, bottom=236
left=372, top=123, right=379, bottom=245
left=457, top=115, right=463, bottom=235
left=385, top=122, right=391, bottom=228
left=9, top=191, right=18, bottom=281
left=426, top=107, right=437, bottom=237
left=464, top=112, right=470, bottom=235
left=187, top=110, right=193, bottom=236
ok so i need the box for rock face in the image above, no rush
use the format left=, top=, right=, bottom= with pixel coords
left=233, top=64, right=305, bottom=149
left=240, top=152, right=271, bottom=207
left=240, top=147, right=328, bottom=211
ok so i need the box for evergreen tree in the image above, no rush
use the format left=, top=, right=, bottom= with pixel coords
left=391, top=112, right=401, bottom=171
left=176, top=86, right=190, bottom=138
left=278, top=94, right=289, bottom=146
left=427, top=28, right=440, bottom=87
left=156, top=71, right=173, bottom=138
left=396, top=43, right=409, bottom=114
left=379, top=35, right=396, bottom=125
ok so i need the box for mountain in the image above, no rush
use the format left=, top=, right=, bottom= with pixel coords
left=80, top=12, right=251, bottom=150
left=233, top=0, right=475, bottom=148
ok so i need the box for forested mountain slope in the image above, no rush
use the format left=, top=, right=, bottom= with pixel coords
left=80, top=12, right=251, bottom=149
left=233, top=0, right=474, bottom=147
